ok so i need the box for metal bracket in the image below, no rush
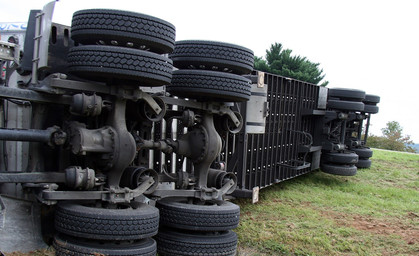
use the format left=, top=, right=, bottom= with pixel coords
left=0, top=86, right=73, bottom=105
left=136, top=90, right=162, bottom=115
left=0, top=126, right=66, bottom=146
left=0, top=172, right=65, bottom=183
left=36, top=74, right=162, bottom=115
left=152, top=179, right=236, bottom=201
left=161, top=96, right=240, bottom=127
left=103, top=177, right=155, bottom=203
left=42, top=177, right=154, bottom=204
left=0, top=41, right=19, bottom=62
left=252, top=186, right=259, bottom=204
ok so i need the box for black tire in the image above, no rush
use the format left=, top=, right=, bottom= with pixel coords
left=363, top=104, right=379, bottom=114
left=168, top=70, right=251, bottom=102
left=328, top=88, right=366, bottom=101
left=322, top=151, right=359, bottom=165
left=156, top=229, right=237, bottom=256
left=71, top=9, right=175, bottom=54
left=55, top=202, right=159, bottom=240
left=352, top=147, right=373, bottom=158
left=364, top=94, right=380, bottom=104
left=54, top=233, right=156, bottom=256
left=156, top=198, right=240, bottom=231
left=170, top=40, right=254, bottom=75
left=320, top=163, right=357, bottom=176
left=356, top=158, right=372, bottom=168
left=327, top=99, right=364, bottom=112
left=68, top=45, right=173, bottom=86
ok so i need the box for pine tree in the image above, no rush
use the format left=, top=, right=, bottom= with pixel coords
left=254, top=42, right=328, bottom=86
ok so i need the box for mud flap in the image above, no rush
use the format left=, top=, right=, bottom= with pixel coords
left=0, top=195, right=47, bottom=253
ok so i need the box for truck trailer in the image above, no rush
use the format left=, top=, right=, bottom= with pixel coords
left=0, top=2, right=379, bottom=255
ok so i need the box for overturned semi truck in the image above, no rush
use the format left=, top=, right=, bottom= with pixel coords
left=0, top=2, right=380, bottom=255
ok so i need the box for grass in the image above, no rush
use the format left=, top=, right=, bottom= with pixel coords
left=234, top=149, right=419, bottom=256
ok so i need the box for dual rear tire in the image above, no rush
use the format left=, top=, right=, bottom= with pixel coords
left=53, top=202, right=159, bottom=255
left=68, top=9, right=175, bottom=87
left=167, top=40, right=254, bottom=102
left=155, top=198, right=240, bottom=256
left=320, top=151, right=358, bottom=176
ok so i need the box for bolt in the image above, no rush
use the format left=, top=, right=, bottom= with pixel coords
left=53, top=131, right=67, bottom=145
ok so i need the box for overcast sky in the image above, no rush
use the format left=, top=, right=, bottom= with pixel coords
left=1, top=0, right=418, bottom=142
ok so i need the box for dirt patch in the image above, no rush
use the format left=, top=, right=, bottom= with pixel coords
left=321, top=209, right=419, bottom=246
left=2, top=249, right=54, bottom=256
left=349, top=215, right=418, bottom=245
left=237, top=246, right=268, bottom=256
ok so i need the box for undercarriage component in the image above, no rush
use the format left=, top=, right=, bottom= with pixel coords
left=70, top=93, right=106, bottom=116
left=68, top=123, right=115, bottom=155
left=42, top=176, right=155, bottom=204
left=65, top=166, right=96, bottom=190
left=207, top=168, right=237, bottom=194
left=191, top=114, right=222, bottom=188
left=0, top=86, right=73, bottom=105
left=128, top=95, right=166, bottom=122
left=151, top=178, right=236, bottom=201
left=217, top=111, right=243, bottom=134
left=0, top=41, right=19, bottom=62
left=120, top=166, right=159, bottom=194
left=0, top=126, right=66, bottom=146
left=141, top=95, right=167, bottom=122
left=0, top=172, right=65, bottom=184
left=105, top=99, right=137, bottom=186
left=0, top=167, right=98, bottom=190
left=160, top=96, right=241, bottom=126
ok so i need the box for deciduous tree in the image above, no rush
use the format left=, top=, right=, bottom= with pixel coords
left=367, top=121, right=416, bottom=153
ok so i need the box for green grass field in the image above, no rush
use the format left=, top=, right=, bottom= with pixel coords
left=234, top=149, right=419, bottom=256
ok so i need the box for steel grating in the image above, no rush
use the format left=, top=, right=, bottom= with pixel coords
left=227, top=71, right=321, bottom=195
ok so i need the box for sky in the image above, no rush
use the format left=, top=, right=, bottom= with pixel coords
left=1, top=0, right=418, bottom=142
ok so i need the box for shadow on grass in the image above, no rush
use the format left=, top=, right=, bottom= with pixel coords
left=261, top=170, right=351, bottom=194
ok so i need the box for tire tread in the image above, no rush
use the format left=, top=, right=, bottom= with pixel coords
left=71, top=9, right=175, bottom=53
left=168, top=70, right=251, bottom=102
left=170, top=40, right=254, bottom=74
left=55, top=202, right=159, bottom=240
